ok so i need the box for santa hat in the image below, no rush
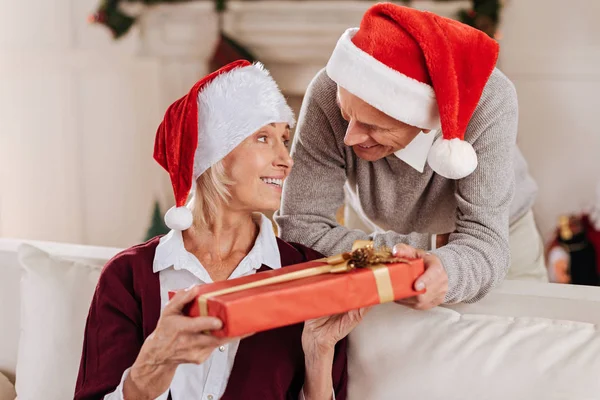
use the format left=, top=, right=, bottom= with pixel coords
left=326, top=3, right=499, bottom=179
left=153, top=60, right=295, bottom=231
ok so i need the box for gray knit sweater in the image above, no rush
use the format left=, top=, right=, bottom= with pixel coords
left=275, top=68, right=538, bottom=303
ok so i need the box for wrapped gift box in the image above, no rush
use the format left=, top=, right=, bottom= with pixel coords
left=171, top=241, right=425, bottom=338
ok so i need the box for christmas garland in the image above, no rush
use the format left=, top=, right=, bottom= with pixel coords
left=457, top=0, right=502, bottom=39
left=89, top=0, right=501, bottom=40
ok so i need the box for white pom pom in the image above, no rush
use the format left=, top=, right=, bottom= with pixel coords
left=164, top=206, right=193, bottom=231
left=427, top=138, right=477, bottom=179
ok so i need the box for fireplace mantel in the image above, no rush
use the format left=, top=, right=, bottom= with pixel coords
left=137, top=1, right=468, bottom=98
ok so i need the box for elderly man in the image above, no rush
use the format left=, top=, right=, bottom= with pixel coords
left=275, top=3, right=546, bottom=309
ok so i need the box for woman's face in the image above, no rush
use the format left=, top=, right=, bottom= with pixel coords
left=222, top=122, right=293, bottom=213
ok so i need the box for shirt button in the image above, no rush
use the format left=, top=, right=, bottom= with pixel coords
left=219, top=345, right=226, bottom=352
left=207, top=395, right=214, bottom=400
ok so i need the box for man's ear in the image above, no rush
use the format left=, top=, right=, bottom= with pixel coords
left=423, top=129, right=432, bottom=134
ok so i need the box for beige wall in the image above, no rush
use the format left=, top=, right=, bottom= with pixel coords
left=0, top=0, right=163, bottom=247
left=499, top=0, right=600, bottom=241
left=1, top=0, right=598, bottom=247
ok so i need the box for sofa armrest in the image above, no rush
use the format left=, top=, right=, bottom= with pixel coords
left=446, top=279, right=600, bottom=324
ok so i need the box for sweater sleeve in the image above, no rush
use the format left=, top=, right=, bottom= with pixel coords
left=433, top=71, right=518, bottom=304
left=74, top=257, right=144, bottom=400
left=276, top=71, right=431, bottom=256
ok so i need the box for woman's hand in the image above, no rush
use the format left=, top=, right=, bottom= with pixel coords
left=301, top=308, right=370, bottom=400
left=124, top=286, right=237, bottom=400
left=302, top=308, right=370, bottom=354
left=392, top=243, right=448, bottom=310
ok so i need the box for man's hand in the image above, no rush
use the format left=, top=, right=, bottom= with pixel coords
left=392, top=244, right=448, bottom=310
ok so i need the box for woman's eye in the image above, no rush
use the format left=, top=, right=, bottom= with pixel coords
left=284, top=140, right=291, bottom=148
left=258, top=136, right=267, bottom=143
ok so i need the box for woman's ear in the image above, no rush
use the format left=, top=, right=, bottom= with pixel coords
left=423, top=129, right=431, bottom=134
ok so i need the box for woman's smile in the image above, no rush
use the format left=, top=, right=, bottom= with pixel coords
left=260, top=176, right=284, bottom=191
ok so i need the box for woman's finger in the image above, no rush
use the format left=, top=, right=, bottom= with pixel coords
left=179, top=329, right=243, bottom=351
left=180, top=333, right=242, bottom=358
left=170, top=343, right=218, bottom=365
left=184, top=332, right=224, bottom=348
left=358, top=306, right=372, bottom=317
left=163, top=286, right=201, bottom=316
left=184, top=315, right=223, bottom=333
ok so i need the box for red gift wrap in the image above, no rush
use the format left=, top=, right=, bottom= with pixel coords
left=170, top=241, right=425, bottom=338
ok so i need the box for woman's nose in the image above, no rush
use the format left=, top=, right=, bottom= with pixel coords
left=276, top=142, right=294, bottom=170
left=344, top=122, right=370, bottom=146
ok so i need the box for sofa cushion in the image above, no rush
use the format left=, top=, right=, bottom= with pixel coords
left=15, top=244, right=102, bottom=400
left=0, top=239, right=120, bottom=379
left=348, top=303, right=600, bottom=400
left=0, top=372, right=15, bottom=400
left=0, top=242, right=23, bottom=381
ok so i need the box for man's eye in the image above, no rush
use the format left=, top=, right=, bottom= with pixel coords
left=258, top=136, right=267, bottom=143
left=284, top=140, right=291, bottom=148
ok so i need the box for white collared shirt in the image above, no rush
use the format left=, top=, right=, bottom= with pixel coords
left=105, top=213, right=281, bottom=400
left=393, top=129, right=439, bottom=173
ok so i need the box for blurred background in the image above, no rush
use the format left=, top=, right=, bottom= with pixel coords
left=1, top=0, right=599, bottom=269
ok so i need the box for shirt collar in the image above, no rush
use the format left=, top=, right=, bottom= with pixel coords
left=393, top=130, right=438, bottom=173
left=153, top=213, right=281, bottom=282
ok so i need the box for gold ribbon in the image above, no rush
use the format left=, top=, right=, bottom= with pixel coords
left=198, top=240, right=399, bottom=317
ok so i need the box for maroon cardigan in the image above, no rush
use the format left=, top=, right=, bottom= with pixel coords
left=74, top=237, right=348, bottom=399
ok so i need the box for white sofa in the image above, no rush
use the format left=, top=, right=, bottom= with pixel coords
left=1, top=237, right=600, bottom=400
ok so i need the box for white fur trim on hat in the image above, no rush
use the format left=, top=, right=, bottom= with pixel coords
left=326, top=28, right=440, bottom=130
left=164, top=206, right=193, bottom=231
left=427, top=138, right=477, bottom=179
left=194, top=62, right=295, bottom=179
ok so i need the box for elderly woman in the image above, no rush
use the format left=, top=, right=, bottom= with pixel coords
left=74, top=60, right=364, bottom=400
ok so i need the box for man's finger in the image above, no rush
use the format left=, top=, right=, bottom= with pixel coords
left=415, top=294, right=446, bottom=311
left=432, top=295, right=446, bottom=307
left=413, top=255, right=444, bottom=291
left=414, top=265, right=436, bottom=291
left=415, top=291, right=433, bottom=304
left=410, top=280, right=445, bottom=307
left=412, top=290, right=438, bottom=309
left=395, top=297, right=418, bottom=306
left=392, top=244, right=424, bottom=259
left=163, top=286, right=201, bottom=315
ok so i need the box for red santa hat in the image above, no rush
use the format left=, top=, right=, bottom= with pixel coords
left=326, top=3, right=499, bottom=179
left=154, top=60, right=295, bottom=231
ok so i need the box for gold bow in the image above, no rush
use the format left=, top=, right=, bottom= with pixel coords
left=197, top=240, right=400, bottom=316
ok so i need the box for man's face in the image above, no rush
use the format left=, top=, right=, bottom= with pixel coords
left=337, top=87, right=427, bottom=162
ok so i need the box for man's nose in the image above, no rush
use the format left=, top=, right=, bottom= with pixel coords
left=344, top=122, right=370, bottom=146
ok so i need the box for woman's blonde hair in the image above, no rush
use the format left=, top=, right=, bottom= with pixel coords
left=191, top=160, right=233, bottom=227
